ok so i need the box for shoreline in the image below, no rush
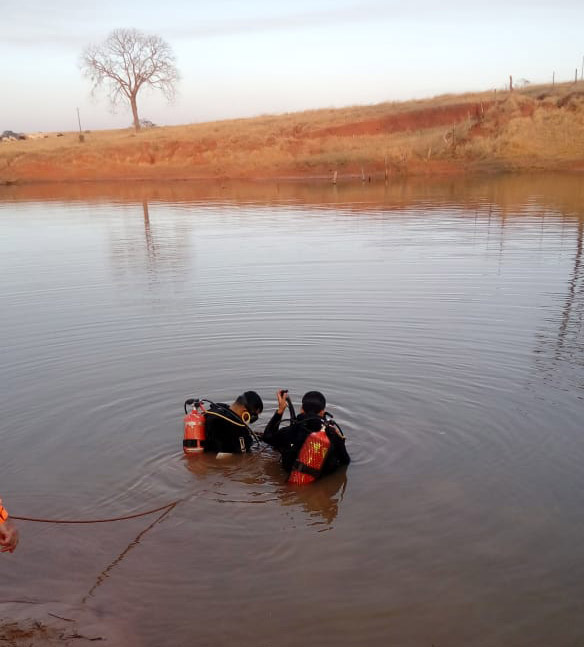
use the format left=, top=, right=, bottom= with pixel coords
left=1, top=165, right=582, bottom=189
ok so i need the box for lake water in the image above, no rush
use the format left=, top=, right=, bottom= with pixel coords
left=1, top=175, right=583, bottom=646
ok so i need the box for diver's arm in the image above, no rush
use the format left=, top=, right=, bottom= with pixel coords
left=328, top=426, right=351, bottom=465
left=263, top=390, right=285, bottom=442
left=334, top=436, right=351, bottom=465
left=263, top=411, right=283, bottom=446
left=263, top=389, right=290, bottom=446
left=263, top=415, right=298, bottom=453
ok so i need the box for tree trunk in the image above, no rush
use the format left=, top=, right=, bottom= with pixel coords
left=131, top=95, right=141, bottom=131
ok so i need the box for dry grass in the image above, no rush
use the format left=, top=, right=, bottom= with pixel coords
left=2, top=82, right=584, bottom=183
left=457, top=89, right=584, bottom=166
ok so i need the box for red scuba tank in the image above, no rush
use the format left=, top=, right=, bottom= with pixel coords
left=183, top=399, right=206, bottom=455
left=288, top=428, right=331, bottom=485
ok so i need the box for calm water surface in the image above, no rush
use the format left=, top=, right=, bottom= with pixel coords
left=1, top=175, right=583, bottom=646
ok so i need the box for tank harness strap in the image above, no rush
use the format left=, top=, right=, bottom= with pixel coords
left=205, top=410, right=247, bottom=427
left=0, top=505, right=8, bottom=525
left=291, top=460, right=321, bottom=479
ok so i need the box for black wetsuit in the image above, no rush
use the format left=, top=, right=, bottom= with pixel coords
left=263, top=411, right=350, bottom=477
left=204, top=403, right=254, bottom=454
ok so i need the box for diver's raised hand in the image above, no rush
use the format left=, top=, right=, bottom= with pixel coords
left=276, top=389, right=289, bottom=414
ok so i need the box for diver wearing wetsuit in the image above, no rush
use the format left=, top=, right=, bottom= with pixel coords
left=204, top=391, right=263, bottom=455
left=263, top=390, right=350, bottom=477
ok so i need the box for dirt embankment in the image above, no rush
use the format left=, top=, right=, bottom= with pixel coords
left=1, top=83, right=584, bottom=184
left=0, top=619, right=94, bottom=647
left=0, top=602, right=135, bottom=647
left=307, top=101, right=494, bottom=138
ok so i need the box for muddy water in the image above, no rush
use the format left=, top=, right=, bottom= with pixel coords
left=1, top=174, right=583, bottom=647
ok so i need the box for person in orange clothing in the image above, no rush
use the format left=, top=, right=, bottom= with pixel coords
left=0, top=498, right=19, bottom=553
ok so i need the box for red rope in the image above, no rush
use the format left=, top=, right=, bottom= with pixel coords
left=10, top=501, right=179, bottom=524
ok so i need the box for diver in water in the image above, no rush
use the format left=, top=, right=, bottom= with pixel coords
left=203, top=391, right=264, bottom=457
left=0, top=498, right=19, bottom=553
left=263, top=390, right=350, bottom=481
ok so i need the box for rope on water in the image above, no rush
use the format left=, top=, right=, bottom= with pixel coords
left=10, top=500, right=180, bottom=524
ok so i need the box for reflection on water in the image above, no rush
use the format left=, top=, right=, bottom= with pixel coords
left=534, top=217, right=584, bottom=391
left=1, top=174, right=584, bottom=647
left=108, top=198, right=192, bottom=291
left=555, top=218, right=583, bottom=363
left=183, top=452, right=348, bottom=527
left=284, top=469, right=348, bottom=528
left=2, top=173, right=584, bottom=218
left=142, top=200, right=156, bottom=269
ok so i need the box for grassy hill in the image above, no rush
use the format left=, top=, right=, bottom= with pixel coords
left=1, top=82, right=584, bottom=184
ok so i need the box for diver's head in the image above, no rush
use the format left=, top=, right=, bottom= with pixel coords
left=301, top=391, right=326, bottom=417
left=234, top=390, right=263, bottom=424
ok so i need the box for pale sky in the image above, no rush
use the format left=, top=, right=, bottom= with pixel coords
left=1, top=0, right=582, bottom=132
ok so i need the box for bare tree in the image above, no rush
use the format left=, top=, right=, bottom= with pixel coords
left=81, top=28, right=179, bottom=131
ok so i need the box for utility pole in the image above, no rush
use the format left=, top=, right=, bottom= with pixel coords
left=581, top=55, right=583, bottom=81
left=76, top=107, right=84, bottom=143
